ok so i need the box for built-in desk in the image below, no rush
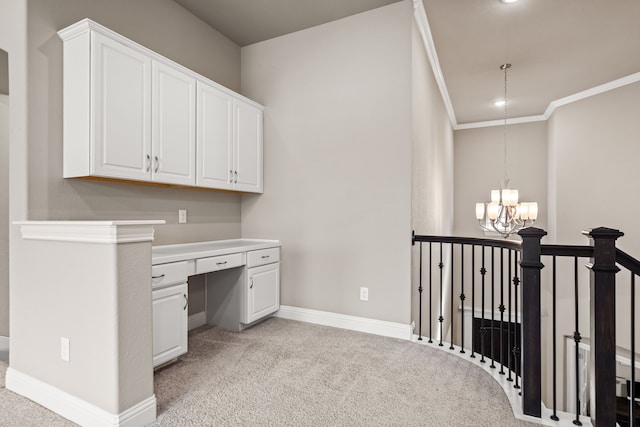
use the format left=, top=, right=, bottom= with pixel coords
left=151, top=239, right=281, bottom=367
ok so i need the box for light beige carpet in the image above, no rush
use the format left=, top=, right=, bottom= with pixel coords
left=0, top=318, right=537, bottom=426
left=153, top=318, right=536, bottom=426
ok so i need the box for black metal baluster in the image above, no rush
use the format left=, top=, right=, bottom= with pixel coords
left=471, top=245, right=476, bottom=359
left=573, top=256, right=582, bottom=426
left=450, top=243, right=455, bottom=350
left=513, top=250, right=521, bottom=391
left=460, top=244, right=466, bottom=354
left=480, top=247, right=487, bottom=363
left=507, top=249, right=514, bottom=382
left=429, top=242, right=433, bottom=344
left=551, top=256, right=559, bottom=421
left=439, top=243, right=444, bottom=347
left=499, top=248, right=505, bottom=375
left=631, top=272, right=636, bottom=427
left=418, top=242, right=423, bottom=341
left=490, top=246, right=496, bottom=369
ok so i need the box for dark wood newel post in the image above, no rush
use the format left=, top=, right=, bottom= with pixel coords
left=584, top=227, right=624, bottom=427
left=518, top=226, right=547, bottom=418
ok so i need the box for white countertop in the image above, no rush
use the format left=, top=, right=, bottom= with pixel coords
left=152, top=238, right=281, bottom=264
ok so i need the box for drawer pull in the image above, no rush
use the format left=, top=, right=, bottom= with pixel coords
left=261, top=255, right=270, bottom=259
left=216, top=261, right=228, bottom=266
left=152, top=274, right=166, bottom=280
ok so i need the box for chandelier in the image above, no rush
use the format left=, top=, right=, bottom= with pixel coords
left=475, top=64, right=538, bottom=238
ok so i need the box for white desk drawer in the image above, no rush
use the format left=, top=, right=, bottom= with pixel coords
left=247, top=247, right=280, bottom=268
left=152, top=261, right=189, bottom=288
left=196, top=253, right=245, bottom=274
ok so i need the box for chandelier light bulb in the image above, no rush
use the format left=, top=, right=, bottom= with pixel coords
left=476, top=203, right=485, bottom=220
left=491, top=190, right=500, bottom=204
left=528, top=202, right=539, bottom=220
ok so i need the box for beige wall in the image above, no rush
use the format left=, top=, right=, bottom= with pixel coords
left=0, top=49, right=7, bottom=95
left=410, top=18, right=454, bottom=338
left=548, top=81, right=640, bottom=251
left=454, top=121, right=548, bottom=238
left=545, top=81, right=640, bottom=408
left=12, top=237, right=154, bottom=414
left=2, top=0, right=28, bottom=343
left=0, top=94, right=7, bottom=338
left=240, top=1, right=413, bottom=324
left=26, top=0, right=243, bottom=246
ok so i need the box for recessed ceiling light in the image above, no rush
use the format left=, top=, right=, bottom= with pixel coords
left=500, top=0, right=519, bottom=3
left=493, top=100, right=507, bottom=107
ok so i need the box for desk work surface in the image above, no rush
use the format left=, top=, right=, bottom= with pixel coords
left=152, top=238, right=281, bottom=265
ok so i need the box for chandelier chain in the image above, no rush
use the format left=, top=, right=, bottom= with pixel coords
left=502, top=63, right=509, bottom=187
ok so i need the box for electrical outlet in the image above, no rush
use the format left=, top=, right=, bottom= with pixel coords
left=178, top=209, right=187, bottom=224
left=360, top=287, right=369, bottom=301
left=61, top=337, right=70, bottom=362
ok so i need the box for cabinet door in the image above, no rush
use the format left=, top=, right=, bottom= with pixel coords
left=245, top=263, right=279, bottom=324
left=152, top=62, right=196, bottom=185
left=233, top=99, right=263, bottom=193
left=152, top=283, right=188, bottom=367
left=196, top=81, right=234, bottom=190
left=91, top=32, right=152, bottom=181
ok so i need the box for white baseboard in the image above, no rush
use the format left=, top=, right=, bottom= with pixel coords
left=6, top=368, right=156, bottom=427
left=275, top=305, right=414, bottom=340
left=188, top=311, right=207, bottom=331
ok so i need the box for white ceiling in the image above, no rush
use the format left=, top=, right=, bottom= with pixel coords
left=173, top=0, right=640, bottom=125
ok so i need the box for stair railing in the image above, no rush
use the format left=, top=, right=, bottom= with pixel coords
left=412, top=226, right=638, bottom=427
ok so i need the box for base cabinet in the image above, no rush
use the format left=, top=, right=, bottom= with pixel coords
left=151, top=241, right=280, bottom=363
left=152, top=282, right=188, bottom=367
left=244, top=263, right=280, bottom=324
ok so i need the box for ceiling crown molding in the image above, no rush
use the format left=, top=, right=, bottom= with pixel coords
left=412, top=0, right=456, bottom=128
left=412, top=1, right=640, bottom=131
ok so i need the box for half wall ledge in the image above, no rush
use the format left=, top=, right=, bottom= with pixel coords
left=8, top=220, right=165, bottom=427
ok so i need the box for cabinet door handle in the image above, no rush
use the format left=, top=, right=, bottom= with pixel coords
left=146, top=154, right=151, bottom=172
left=183, top=294, right=188, bottom=310
left=234, top=171, right=238, bottom=183
left=261, top=255, right=270, bottom=259
left=154, top=156, right=159, bottom=173
left=229, top=170, right=233, bottom=183
left=151, top=274, right=165, bottom=280
left=250, top=278, right=254, bottom=289
left=216, top=261, right=227, bottom=266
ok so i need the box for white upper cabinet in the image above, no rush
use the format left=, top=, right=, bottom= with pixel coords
left=61, top=30, right=153, bottom=181
left=196, top=81, right=234, bottom=190
left=59, top=19, right=263, bottom=193
left=234, top=99, right=263, bottom=193
left=92, top=33, right=152, bottom=181
left=197, top=82, right=263, bottom=193
left=152, top=62, right=196, bottom=186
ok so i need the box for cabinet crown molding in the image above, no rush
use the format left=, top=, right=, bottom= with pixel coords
left=57, top=18, right=264, bottom=110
